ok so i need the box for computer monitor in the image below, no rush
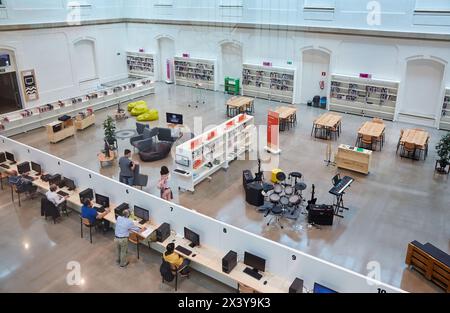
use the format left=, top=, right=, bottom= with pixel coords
left=17, top=162, right=31, bottom=175
left=5, top=151, right=15, bottom=163
left=166, top=113, right=183, bottom=125
left=134, top=205, right=149, bottom=222
left=184, top=227, right=200, bottom=248
left=313, top=283, right=337, bottom=294
left=95, top=193, right=110, bottom=208
left=0, top=152, right=6, bottom=163
left=79, top=188, right=94, bottom=203
left=244, top=252, right=266, bottom=273
left=31, top=162, right=42, bottom=174
left=63, top=177, right=76, bottom=191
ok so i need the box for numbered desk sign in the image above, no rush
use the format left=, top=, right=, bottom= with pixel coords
left=21, top=69, right=39, bottom=102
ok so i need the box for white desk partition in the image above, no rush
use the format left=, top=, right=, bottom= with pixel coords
left=0, top=136, right=405, bottom=293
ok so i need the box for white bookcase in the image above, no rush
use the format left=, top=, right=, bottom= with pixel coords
left=439, top=88, right=450, bottom=130
left=126, top=52, right=155, bottom=78
left=242, top=63, right=295, bottom=103
left=329, top=74, right=399, bottom=120
left=0, top=79, right=155, bottom=137
left=174, top=56, right=216, bottom=91
left=173, top=113, right=255, bottom=192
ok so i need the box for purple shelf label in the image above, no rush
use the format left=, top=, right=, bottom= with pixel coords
left=263, top=61, right=272, bottom=67
left=182, top=53, right=190, bottom=58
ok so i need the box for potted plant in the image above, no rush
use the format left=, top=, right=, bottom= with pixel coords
left=435, top=133, right=450, bottom=173
left=103, top=116, right=116, bottom=146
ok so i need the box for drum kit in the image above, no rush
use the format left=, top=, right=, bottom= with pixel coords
left=264, top=171, right=307, bottom=217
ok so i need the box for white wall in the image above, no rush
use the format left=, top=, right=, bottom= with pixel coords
left=300, top=49, right=330, bottom=103
left=220, top=42, right=243, bottom=86
left=0, top=23, right=128, bottom=108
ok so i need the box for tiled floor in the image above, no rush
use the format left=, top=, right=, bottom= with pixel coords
left=9, top=82, right=450, bottom=293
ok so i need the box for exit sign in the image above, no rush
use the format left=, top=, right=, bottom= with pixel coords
left=287, top=61, right=293, bottom=65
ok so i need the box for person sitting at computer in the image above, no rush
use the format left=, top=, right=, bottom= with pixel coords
left=7, top=170, right=38, bottom=199
left=163, top=243, right=190, bottom=276
left=46, top=184, right=69, bottom=209
left=81, top=198, right=111, bottom=232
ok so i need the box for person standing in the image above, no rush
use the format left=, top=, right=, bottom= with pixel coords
left=114, top=209, right=146, bottom=267
left=157, top=166, right=173, bottom=201
left=119, top=149, right=136, bottom=186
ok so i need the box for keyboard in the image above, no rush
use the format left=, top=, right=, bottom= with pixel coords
left=174, top=169, right=189, bottom=175
left=57, top=190, right=69, bottom=197
left=22, top=175, right=34, bottom=181
left=95, top=206, right=105, bottom=213
left=329, top=176, right=354, bottom=196
left=0, top=164, right=10, bottom=169
left=243, top=267, right=263, bottom=280
left=175, top=245, right=192, bottom=256
left=138, top=219, right=147, bottom=225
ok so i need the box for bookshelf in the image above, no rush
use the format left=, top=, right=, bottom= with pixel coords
left=126, top=52, right=155, bottom=78
left=46, top=119, right=75, bottom=143
left=173, top=113, right=255, bottom=192
left=174, top=56, right=216, bottom=91
left=0, top=78, right=155, bottom=137
left=242, top=63, right=295, bottom=103
left=329, top=74, right=399, bottom=120
left=439, top=88, right=450, bottom=130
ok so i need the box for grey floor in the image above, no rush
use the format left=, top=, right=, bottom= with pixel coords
left=8, top=82, right=450, bottom=293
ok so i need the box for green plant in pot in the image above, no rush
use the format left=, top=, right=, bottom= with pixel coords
left=103, top=116, right=116, bottom=146
left=435, top=133, right=450, bottom=172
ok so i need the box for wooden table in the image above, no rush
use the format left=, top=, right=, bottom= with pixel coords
left=46, top=120, right=75, bottom=143
left=357, top=121, right=385, bottom=151
left=312, top=113, right=342, bottom=139
left=399, top=129, right=430, bottom=160
left=273, top=106, right=297, bottom=131
left=74, top=114, right=95, bottom=130
left=226, top=96, right=254, bottom=117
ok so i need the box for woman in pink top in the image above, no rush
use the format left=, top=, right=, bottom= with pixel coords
left=157, top=166, right=173, bottom=201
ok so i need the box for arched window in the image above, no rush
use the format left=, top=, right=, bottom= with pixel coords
left=74, top=39, right=98, bottom=83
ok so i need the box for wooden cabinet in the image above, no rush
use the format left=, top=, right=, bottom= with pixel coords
left=46, top=119, right=75, bottom=143
left=335, top=144, right=372, bottom=174
left=74, top=114, right=95, bottom=130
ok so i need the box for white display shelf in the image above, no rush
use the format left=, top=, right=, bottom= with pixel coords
left=174, top=56, right=216, bottom=91
left=174, top=114, right=254, bottom=192
left=329, top=74, right=399, bottom=121
left=0, top=79, right=155, bottom=137
left=242, top=63, right=295, bottom=104
left=126, top=52, right=155, bottom=78
left=439, top=88, right=450, bottom=130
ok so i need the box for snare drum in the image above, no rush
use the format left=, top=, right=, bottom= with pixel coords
left=269, top=193, right=280, bottom=203
left=280, top=196, right=289, bottom=206
left=274, top=184, right=283, bottom=194
left=285, top=186, right=294, bottom=196
left=289, top=195, right=300, bottom=206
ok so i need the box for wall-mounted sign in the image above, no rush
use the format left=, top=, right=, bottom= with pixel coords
left=287, top=61, right=293, bottom=65
left=322, top=72, right=327, bottom=77
left=263, top=61, right=272, bottom=67
left=360, top=73, right=372, bottom=79
left=182, top=53, right=190, bottom=58
left=21, top=69, right=39, bottom=102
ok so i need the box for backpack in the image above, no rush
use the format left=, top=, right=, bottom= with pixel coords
left=160, top=259, right=175, bottom=282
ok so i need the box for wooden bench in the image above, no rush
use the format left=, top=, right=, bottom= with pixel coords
left=405, top=240, right=450, bottom=292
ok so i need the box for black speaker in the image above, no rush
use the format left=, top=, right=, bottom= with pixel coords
left=156, top=223, right=171, bottom=242
left=289, top=278, right=304, bottom=293
left=245, top=182, right=264, bottom=206
left=308, top=204, right=334, bottom=225
left=222, top=250, right=237, bottom=274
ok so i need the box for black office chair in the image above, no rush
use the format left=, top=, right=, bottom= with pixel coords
left=41, top=197, right=60, bottom=224
left=160, top=258, right=190, bottom=292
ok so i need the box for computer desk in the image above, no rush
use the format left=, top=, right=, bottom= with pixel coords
left=155, top=235, right=289, bottom=293
left=0, top=159, right=290, bottom=293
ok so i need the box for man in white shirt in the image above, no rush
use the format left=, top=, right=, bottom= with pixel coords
left=46, top=184, right=69, bottom=208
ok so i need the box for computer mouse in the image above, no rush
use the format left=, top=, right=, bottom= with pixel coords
left=264, top=281, right=268, bottom=285
left=192, top=254, right=196, bottom=257
left=172, top=239, right=176, bottom=242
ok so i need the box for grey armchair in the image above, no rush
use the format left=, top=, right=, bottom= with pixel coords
left=136, top=122, right=149, bottom=135
left=157, top=127, right=178, bottom=143
left=130, top=127, right=159, bottom=152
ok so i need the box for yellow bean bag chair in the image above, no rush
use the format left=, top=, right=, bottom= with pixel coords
left=137, top=109, right=159, bottom=122
left=127, top=100, right=146, bottom=112
left=131, top=103, right=149, bottom=116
